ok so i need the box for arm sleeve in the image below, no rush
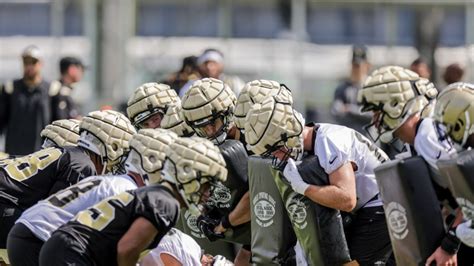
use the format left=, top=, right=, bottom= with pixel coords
left=317, top=136, right=350, bottom=175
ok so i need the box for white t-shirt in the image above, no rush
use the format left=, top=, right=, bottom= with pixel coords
left=146, top=229, right=202, bottom=266
left=414, top=118, right=457, bottom=188
left=414, top=118, right=456, bottom=170
left=17, top=174, right=138, bottom=241
left=313, top=123, right=389, bottom=208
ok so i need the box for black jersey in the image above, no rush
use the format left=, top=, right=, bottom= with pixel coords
left=0, top=146, right=95, bottom=210
left=57, top=185, right=179, bottom=266
left=207, top=140, right=249, bottom=215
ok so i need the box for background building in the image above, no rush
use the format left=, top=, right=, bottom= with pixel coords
left=0, top=0, right=472, bottom=122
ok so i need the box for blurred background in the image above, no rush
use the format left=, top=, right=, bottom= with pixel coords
left=0, top=0, right=473, bottom=122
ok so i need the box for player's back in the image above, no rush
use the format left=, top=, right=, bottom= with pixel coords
left=0, top=146, right=96, bottom=210
left=17, top=174, right=138, bottom=241
left=57, top=185, right=179, bottom=265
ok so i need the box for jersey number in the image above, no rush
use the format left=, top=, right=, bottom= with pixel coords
left=0, top=148, right=62, bottom=182
left=48, top=179, right=102, bottom=208
left=75, top=192, right=133, bottom=231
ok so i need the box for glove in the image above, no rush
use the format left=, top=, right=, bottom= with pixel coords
left=197, top=215, right=225, bottom=242
left=456, top=220, right=474, bottom=248
left=283, top=158, right=310, bottom=195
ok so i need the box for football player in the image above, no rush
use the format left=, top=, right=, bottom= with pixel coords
left=181, top=78, right=251, bottom=264
left=358, top=66, right=462, bottom=265
left=0, top=110, right=135, bottom=249
left=127, top=82, right=180, bottom=129
left=40, top=119, right=80, bottom=148
left=7, top=128, right=177, bottom=266
left=39, top=137, right=227, bottom=266
left=244, top=95, right=392, bottom=265
left=433, top=82, right=474, bottom=249
left=234, top=79, right=293, bottom=152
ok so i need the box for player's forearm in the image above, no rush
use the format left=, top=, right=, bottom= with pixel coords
left=228, top=191, right=251, bottom=226
left=304, top=184, right=356, bottom=212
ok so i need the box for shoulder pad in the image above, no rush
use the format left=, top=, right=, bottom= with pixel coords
left=49, top=80, right=62, bottom=96
left=3, top=80, right=14, bottom=95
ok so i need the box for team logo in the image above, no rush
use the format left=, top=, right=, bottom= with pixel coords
left=386, top=202, right=409, bottom=240
left=184, top=210, right=205, bottom=238
left=456, top=197, right=473, bottom=220
left=285, top=192, right=308, bottom=230
left=207, top=182, right=232, bottom=209
left=253, top=192, right=276, bottom=228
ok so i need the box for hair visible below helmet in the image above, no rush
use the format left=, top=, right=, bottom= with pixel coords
left=161, top=104, right=195, bottom=137
left=162, top=137, right=227, bottom=215
left=78, top=110, right=136, bottom=174
left=41, top=119, right=80, bottom=148
left=126, top=82, right=180, bottom=128
left=434, top=82, right=474, bottom=148
left=181, top=78, right=236, bottom=144
left=244, top=95, right=304, bottom=167
left=357, top=65, right=438, bottom=143
left=125, top=128, right=178, bottom=185
left=234, top=79, right=293, bottom=130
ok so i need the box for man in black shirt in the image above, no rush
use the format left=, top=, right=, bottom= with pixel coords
left=50, top=56, right=85, bottom=121
left=0, top=45, right=53, bottom=155
left=0, top=110, right=136, bottom=248
left=39, top=137, right=228, bottom=266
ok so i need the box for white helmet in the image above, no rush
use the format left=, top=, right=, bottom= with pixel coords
left=181, top=78, right=237, bottom=144
left=234, top=79, right=293, bottom=130
left=244, top=95, right=304, bottom=168
left=78, top=110, right=136, bottom=174
left=126, top=83, right=180, bottom=128
left=357, top=65, right=438, bottom=143
left=41, top=119, right=80, bottom=148
left=434, top=82, right=474, bottom=148
left=125, top=128, right=178, bottom=185
left=162, top=136, right=227, bottom=215
left=161, top=104, right=195, bottom=137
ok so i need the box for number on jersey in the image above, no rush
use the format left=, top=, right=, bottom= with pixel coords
left=48, top=179, right=102, bottom=208
left=75, top=192, right=134, bottom=231
left=0, top=147, right=62, bottom=182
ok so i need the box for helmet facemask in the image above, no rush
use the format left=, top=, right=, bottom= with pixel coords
left=188, top=111, right=231, bottom=145
left=125, top=149, right=152, bottom=185
left=133, top=108, right=166, bottom=130
left=261, top=110, right=304, bottom=170
left=162, top=159, right=218, bottom=216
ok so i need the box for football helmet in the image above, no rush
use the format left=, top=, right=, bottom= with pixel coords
left=357, top=66, right=438, bottom=143
left=244, top=95, right=304, bottom=168
left=161, top=104, right=195, bottom=137
left=125, top=128, right=178, bottom=185
left=234, top=79, right=293, bottom=130
left=181, top=78, right=236, bottom=144
left=41, top=119, right=80, bottom=148
left=162, top=137, right=227, bottom=215
left=78, top=110, right=136, bottom=174
left=434, top=82, right=474, bottom=148
left=126, top=83, right=180, bottom=129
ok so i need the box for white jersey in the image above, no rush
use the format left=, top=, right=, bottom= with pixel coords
left=414, top=118, right=456, bottom=170
left=16, top=174, right=138, bottom=241
left=144, top=228, right=202, bottom=266
left=414, top=118, right=456, bottom=188
left=314, top=123, right=389, bottom=209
